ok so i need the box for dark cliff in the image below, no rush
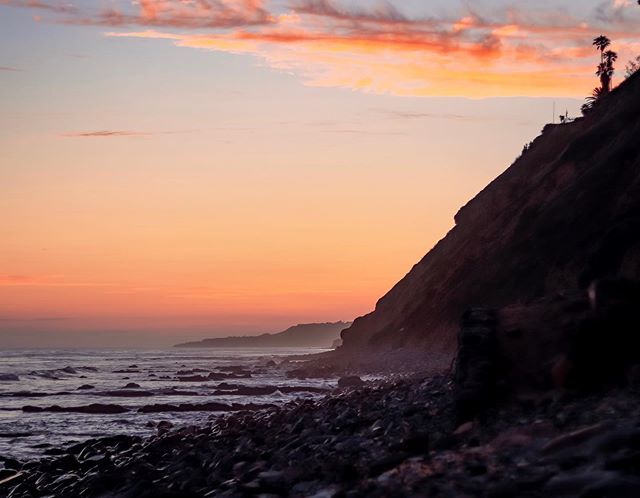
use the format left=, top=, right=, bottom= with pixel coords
left=340, top=72, right=640, bottom=357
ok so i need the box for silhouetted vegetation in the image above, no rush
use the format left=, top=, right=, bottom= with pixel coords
left=626, top=55, right=640, bottom=78
left=582, top=35, right=618, bottom=115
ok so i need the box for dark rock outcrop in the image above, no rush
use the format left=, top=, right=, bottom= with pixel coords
left=339, top=73, right=640, bottom=358
left=176, top=371, right=251, bottom=382
left=22, top=404, right=128, bottom=414
left=337, top=376, right=365, bottom=388
left=455, top=278, right=640, bottom=419
left=137, top=402, right=276, bottom=413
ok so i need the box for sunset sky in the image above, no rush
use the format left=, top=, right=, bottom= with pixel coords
left=2, top=0, right=639, bottom=347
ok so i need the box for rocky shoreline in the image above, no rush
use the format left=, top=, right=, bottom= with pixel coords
left=2, top=371, right=639, bottom=498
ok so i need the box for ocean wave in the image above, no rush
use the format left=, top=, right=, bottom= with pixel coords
left=26, top=366, right=98, bottom=379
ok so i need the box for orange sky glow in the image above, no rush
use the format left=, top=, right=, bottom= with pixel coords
left=1, top=0, right=639, bottom=346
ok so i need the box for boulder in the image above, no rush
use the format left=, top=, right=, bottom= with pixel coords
left=337, top=376, right=365, bottom=388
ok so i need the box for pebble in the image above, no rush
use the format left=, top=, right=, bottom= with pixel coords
left=453, top=421, right=475, bottom=436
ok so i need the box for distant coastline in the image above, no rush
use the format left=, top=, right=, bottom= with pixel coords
left=174, top=321, right=351, bottom=349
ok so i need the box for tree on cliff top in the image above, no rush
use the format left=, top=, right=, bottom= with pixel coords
left=582, top=36, right=618, bottom=115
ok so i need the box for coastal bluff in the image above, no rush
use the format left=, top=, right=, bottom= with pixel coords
left=339, top=72, right=640, bottom=358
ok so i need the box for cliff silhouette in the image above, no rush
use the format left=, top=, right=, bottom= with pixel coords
left=339, top=72, right=640, bottom=358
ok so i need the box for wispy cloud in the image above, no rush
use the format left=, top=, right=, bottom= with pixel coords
left=0, top=274, right=113, bottom=287
left=0, top=65, right=21, bottom=71
left=374, top=109, right=537, bottom=125
left=0, top=316, right=72, bottom=322
left=59, top=129, right=198, bottom=138
left=1, top=0, right=273, bottom=28
left=321, top=128, right=407, bottom=136
left=0, top=0, right=76, bottom=14
left=60, top=130, right=154, bottom=138
left=292, top=0, right=411, bottom=24
left=378, top=110, right=477, bottom=121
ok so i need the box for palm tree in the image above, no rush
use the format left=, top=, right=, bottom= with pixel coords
left=582, top=36, right=617, bottom=115
left=604, top=50, right=618, bottom=67
left=600, top=50, right=618, bottom=92
left=593, top=35, right=611, bottom=61
left=597, top=62, right=611, bottom=93
left=581, top=87, right=606, bottom=114
left=588, top=86, right=605, bottom=103
left=594, top=36, right=612, bottom=93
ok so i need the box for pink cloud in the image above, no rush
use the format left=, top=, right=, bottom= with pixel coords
left=1, top=0, right=273, bottom=28
left=0, top=0, right=76, bottom=13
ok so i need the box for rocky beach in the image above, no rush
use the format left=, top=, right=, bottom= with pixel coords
left=2, top=368, right=640, bottom=497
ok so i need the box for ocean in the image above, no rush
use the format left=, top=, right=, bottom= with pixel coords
left=0, top=348, right=332, bottom=460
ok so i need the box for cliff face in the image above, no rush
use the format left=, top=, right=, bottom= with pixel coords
left=340, top=73, right=640, bottom=356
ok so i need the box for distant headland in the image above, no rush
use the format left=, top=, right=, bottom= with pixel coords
left=174, top=321, right=351, bottom=349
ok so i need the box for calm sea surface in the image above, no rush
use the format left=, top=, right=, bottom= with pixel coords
left=0, top=348, right=332, bottom=460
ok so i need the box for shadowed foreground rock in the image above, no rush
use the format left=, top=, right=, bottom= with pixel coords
left=455, top=278, right=640, bottom=420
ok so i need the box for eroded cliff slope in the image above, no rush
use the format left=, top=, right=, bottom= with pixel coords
left=340, top=73, right=640, bottom=357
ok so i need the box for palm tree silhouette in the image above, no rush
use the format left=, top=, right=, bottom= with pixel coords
left=604, top=50, right=618, bottom=64
left=593, top=35, right=611, bottom=59
left=590, top=36, right=617, bottom=97
left=581, top=35, right=621, bottom=115
left=600, top=49, right=618, bottom=93
left=593, top=36, right=611, bottom=94
left=581, top=87, right=604, bottom=114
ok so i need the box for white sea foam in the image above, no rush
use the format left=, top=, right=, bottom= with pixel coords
left=0, top=348, right=332, bottom=460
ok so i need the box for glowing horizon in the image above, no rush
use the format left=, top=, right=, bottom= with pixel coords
left=1, top=0, right=639, bottom=347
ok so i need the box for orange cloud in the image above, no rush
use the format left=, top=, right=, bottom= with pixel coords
left=106, top=22, right=599, bottom=97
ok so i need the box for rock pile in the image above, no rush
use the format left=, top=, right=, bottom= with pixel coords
left=2, top=372, right=640, bottom=497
